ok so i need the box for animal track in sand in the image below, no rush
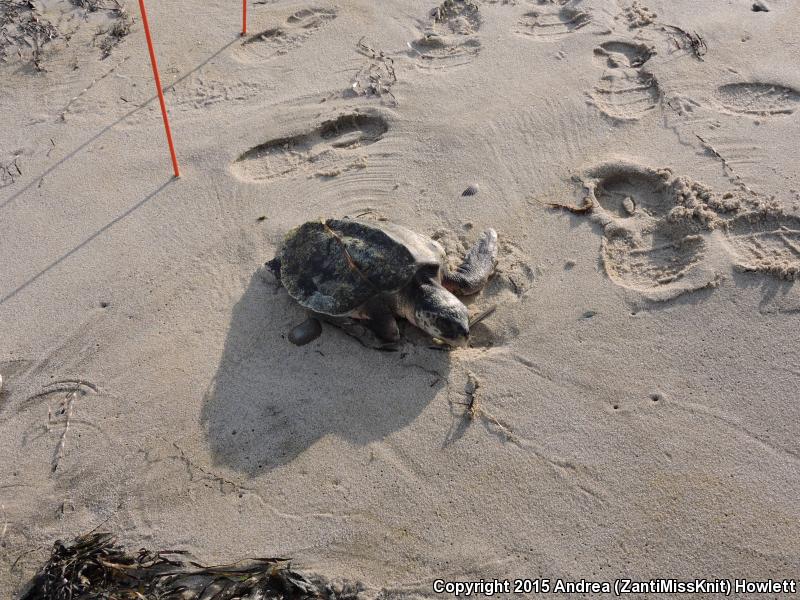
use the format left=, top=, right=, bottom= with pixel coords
left=231, top=113, right=388, bottom=182
left=714, top=82, right=800, bottom=116
left=168, top=71, right=266, bottom=114
left=514, top=5, right=590, bottom=41
left=234, top=7, right=337, bottom=63
left=589, top=40, right=659, bottom=121
left=409, top=0, right=482, bottom=67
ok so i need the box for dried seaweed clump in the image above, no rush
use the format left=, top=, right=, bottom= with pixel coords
left=21, top=532, right=365, bottom=600
left=431, top=0, right=479, bottom=23
left=1, top=156, right=22, bottom=188
left=98, top=3, right=134, bottom=59
left=0, top=0, right=59, bottom=70
left=70, top=0, right=106, bottom=11
left=351, top=37, right=397, bottom=103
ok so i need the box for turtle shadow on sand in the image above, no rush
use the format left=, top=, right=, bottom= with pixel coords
left=200, top=272, right=451, bottom=475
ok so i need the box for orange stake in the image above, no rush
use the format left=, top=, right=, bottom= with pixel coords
left=137, top=0, right=180, bottom=178
left=242, top=0, right=247, bottom=35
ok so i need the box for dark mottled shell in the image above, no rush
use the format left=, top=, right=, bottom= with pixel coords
left=461, top=184, right=479, bottom=197
left=278, top=219, right=443, bottom=315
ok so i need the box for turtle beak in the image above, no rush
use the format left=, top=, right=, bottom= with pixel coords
left=432, top=333, right=469, bottom=348
left=435, top=319, right=470, bottom=347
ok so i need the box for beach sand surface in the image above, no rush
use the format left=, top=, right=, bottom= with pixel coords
left=1, top=0, right=799, bottom=596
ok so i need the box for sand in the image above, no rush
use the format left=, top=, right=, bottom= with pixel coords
left=1, top=0, right=799, bottom=597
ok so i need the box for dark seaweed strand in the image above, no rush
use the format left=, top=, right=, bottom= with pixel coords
left=20, top=531, right=341, bottom=599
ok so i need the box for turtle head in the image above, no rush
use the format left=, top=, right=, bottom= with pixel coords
left=413, top=283, right=470, bottom=347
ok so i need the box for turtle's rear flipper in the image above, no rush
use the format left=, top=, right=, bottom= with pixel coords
left=444, top=229, right=498, bottom=295
left=265, top=257, right=282, bottom=282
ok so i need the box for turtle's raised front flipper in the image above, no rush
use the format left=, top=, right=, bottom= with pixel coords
left=443, top=229, right=498, bottom=295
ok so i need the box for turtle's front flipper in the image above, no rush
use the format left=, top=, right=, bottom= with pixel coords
left=443, top=229, right=498, bottom=295
left=316, top=314, right=399, bottom=351
left=363, top=299, right=400, bottom=343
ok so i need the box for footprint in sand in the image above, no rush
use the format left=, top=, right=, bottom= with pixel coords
left=713, top=82, right=800, bottom=116
left=585, top=163, right=717, bottom=299
left=724, top=212, right=800, bottom=280
left=601, top=222, right=707, bottom=293
left=556, top=161, right=726, bottom=301
left=514, top=2, right=590, bottom=41
left=593, top=40, right=654, bottom=69
left=234, top=7, right=337, bottom=63
left=231, top=112, right=388, bottom=182
left=409, top=0, right=482, bottom=68
left=589, top=40, right=659, bottom=121
left=555, top=160, right=800, bottom=299
left=0, top=359, right=33, bottom=409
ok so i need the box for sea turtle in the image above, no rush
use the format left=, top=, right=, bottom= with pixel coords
left=266, top=218, right=498, bottom=346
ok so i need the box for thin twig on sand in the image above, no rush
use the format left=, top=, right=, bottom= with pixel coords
left=0, top=504, right=8, bottom=546
left=51, top=387, right=80, bottom=472
left=546, top=197, right=595, bottom=214
left=460, top=371, right=517, bottom=443
left=0, top=157, right=22, bottom=187
left=469, top=304, right=497, bottom=328
left=465, top=370, right=481, bottom=418
left=663, top=24, right=707, bottom=60
left=352, top=36, right=397, bottom=103
left=28, top=380, right=97, bottom=472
